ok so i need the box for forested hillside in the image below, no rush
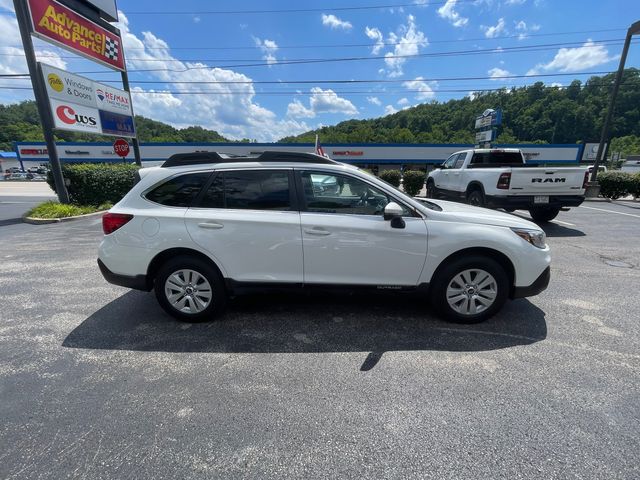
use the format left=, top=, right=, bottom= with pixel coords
left=0, top=101, right=229, bottom=151
left=280, top=69, right=640, bottom=157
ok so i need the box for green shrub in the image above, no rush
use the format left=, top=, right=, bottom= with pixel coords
left=402, top=170, right=425, bottom=197
left=630, top=173, right=640, bottom=198
left=26, top=201, right=112, bottom=219
left=598, top=171, right=634, bottom=200
left=379, top=169, right=401, bottom=187
left=47, top=163, right=139, bottom=206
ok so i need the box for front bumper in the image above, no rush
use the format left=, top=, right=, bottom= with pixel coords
left=486, top=195, right=585, bottom=209
left=98, top=259, right=151, bottom=291
left=511, top=266, right=550, bottom=299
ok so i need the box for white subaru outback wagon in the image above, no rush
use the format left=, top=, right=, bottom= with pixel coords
left=98, top=151, right=550, bottom=324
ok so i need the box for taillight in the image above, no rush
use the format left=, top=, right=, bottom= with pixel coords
left=497, top=172, right=511, bottom=190
left=583, top=170, right=590, bottom=188
left=102, top=213, right=133, bottom=235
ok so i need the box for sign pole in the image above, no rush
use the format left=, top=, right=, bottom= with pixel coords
left=120, top=69, right=142, bottom=166
left=14, top=0, right=70, bottom=203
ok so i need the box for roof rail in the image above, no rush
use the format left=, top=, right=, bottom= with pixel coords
left=161, top=150, right=338, bottom=168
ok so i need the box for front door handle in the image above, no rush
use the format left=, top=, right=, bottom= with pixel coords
left=304, top=228, right=331, bottom=236
left=198, top=222, right=224, bottom=230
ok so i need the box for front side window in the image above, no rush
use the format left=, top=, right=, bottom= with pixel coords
left=199, top=170, right=291, bottom=211
left=453, top=153, right=466, bottom=169
left=301, top=171, right=409, bottom=216
left=442, top=154, right=457, bottom=169
left=145, top=172, right=211, bottom=207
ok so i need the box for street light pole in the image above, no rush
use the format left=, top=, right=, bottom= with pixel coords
left=590, top=20, right=640, bottom=185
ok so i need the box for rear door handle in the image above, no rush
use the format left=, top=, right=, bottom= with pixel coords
left=304, top=228, right=331, bottom=236
left=198, top=222, right=224, bottom=230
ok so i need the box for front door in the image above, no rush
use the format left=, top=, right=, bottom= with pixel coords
left=297, top=170, right=428, bottom=286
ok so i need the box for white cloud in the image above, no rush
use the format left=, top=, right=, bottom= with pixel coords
left=527, top=40, right=617, bottom=75
left=193, top=16, right=201, bottom=23
left=413, top=0, right=429, bottom=6
left=286, top=88, right=358, bottom=118
left=402, top=77, right=436, bottom=100
left=286, top=98, right=315, bottom=118
left=309, top=87, right=358, bottom=115
left=0, top=14, right=67, bottom=76
left=365, top=27, right=385, bottom=54
left=383, top=15, right=428, bottom=77
left=254, top=37, right=278, bottom=65
left=367, top=96, right=382, bottom=106
left=488, top=67, right=513, bottom=80
left=505, top=0, right=526, bottom=4
left=483, top=18, right=506, bottom=38
left=397, top=97, right=410, bottom=106
left=384, top=105, right=399, bottom=115
left=438, top=0, right=469, bottom=28
left=112, top=12, right=309, bottom=141
left=321, top=14, right=352, bottom=30
left=514, top=20, right=540, bottom=39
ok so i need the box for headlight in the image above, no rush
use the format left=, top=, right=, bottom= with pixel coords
left=511, top=228, right=546, bottom=249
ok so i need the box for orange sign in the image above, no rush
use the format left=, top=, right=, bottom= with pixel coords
left=28, top=0, right=125, bottom=71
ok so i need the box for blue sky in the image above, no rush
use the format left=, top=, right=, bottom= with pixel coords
left=1, top=0, right=639, bottom=140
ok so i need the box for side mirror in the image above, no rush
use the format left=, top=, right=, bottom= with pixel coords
left=383, top=202, right=403, bottom=220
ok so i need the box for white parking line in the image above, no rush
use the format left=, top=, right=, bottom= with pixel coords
left=579, top=205, right=640, bottom=219
left=552, top=219, right=576, bottom=227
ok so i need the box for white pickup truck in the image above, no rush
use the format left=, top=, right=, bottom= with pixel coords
left=426, top=148, right=589, bottom=222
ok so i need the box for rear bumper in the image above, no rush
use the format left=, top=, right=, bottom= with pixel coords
left=511, top=266, right=550, bottom=299
left=98, top=259, right=151, bottom=291
left=486, top=195, right=584, bottom=209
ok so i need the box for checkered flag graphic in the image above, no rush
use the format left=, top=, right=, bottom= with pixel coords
left=104, top=36, right=120, bottom=61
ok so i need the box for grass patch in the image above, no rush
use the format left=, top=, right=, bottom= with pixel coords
left=26, top=201, right=112, bottom=219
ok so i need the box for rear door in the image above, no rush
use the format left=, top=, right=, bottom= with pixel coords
left=509, top=168, right=587, bottom=196
left=185, top=169, right=303, bottom=283
left=296, top=169, right=428, bottom=286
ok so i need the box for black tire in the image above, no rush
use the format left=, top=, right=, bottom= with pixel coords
left=528, top=207, right=560, bottom=223
left=430, top=255, right=509, bottom=324
left=467, top=189, right=485, bottom=207
left=426, top=180, right=437, bottom=198
left=154, top=255, right=227, bottom=322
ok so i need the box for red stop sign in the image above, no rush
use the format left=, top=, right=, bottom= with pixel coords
left=113, top=138, right=130, bottom=158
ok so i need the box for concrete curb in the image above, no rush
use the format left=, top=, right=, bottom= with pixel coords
left=584, top=197, right=637, bottom=202
left=23, top=210, right=107, bottom=225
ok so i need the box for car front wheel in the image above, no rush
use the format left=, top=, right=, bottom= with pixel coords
left=154, top=255, right=227, bottom=322
left=430, top=256, right=509, bottom=324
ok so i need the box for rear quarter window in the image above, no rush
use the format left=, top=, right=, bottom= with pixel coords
left=470, top=151, right=524, bottom=167
left=144, top=172, right=211, bottom=207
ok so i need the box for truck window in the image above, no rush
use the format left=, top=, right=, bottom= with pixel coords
left=453, top=153, right=466, bottom=169
left=470, top=151, right=524, bottom=167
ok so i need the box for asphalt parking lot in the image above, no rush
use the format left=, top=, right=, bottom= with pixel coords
left=1, top=199, right=639, bottom=479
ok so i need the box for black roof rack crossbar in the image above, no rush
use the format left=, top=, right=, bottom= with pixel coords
left=161, top=150, right=338, bottom=167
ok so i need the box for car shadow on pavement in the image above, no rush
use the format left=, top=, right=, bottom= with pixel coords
left=64, top=290, right=547, bottom=370
left=539, top=222, right=585, bottom=238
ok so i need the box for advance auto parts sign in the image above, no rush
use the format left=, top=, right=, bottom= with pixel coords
left=41, top=63, right=135, bottom=137
left=28, top=0, right=125, bottom=71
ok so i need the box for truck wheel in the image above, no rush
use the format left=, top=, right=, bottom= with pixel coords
left=529, top=207, right=560, bottom=223
left=467, top=189, right=485, bottom=207
left=154, top=255, right=227, bottom=322
left=426, top=180, right=437, bottom=198
left=430, top=255, right=509, bottom=324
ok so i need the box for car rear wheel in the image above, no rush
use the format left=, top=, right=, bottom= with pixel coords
left=528, top=207, right=560, bottom=222
left=154, top=255, right=227, bottom=322
left=430, top=256, right=509, bottom=324
left=467, top=189, right=485, bottom=207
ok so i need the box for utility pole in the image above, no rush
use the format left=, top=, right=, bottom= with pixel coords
left=589, top=20, right=640, bottom=187
left=13, top=0, right=70, bottom=203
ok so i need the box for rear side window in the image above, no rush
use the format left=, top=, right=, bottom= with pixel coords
left=470, top=151, right=524, bottom=167
left=199, top=170, right=291, bottom=211
left=145, top=172, right=211, bottom=207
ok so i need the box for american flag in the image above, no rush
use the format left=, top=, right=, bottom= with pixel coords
left=315, top=134, right=326, bottom=157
